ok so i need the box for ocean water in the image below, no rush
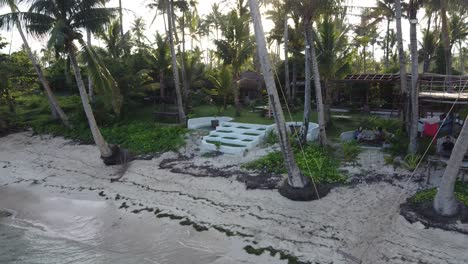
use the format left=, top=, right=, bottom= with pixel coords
left=0, top=187, right=278, bottom=264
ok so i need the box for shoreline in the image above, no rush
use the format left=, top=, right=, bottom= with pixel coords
left=1, top=132, right=468, bottom=263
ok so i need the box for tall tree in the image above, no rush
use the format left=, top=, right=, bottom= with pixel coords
left=291, top=0, right=332, bottom=145
left=395, top=0, right=410, bottom=132
left=434, top=116, right=468, bottom=216
left=440, top=0, right=451, bottom=77
left=315, top=12, right=352, bottom=125
left=167, top=0, right=187, bottom=125
left=0, top=0, right=70, bottom=127
left=407, top=0, right=420, bottom=154
left=10, top=0, right=125, bottom=164
left=87, top=29, right=94, bottom=102
left=214, top=9, right=253, bottom=116
left=249, top=0, right=313, bottom=199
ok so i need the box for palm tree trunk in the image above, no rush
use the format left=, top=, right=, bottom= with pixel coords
left=87, top=29, right=94, bottom=102
left=248, top=0, right=308, bottom=189
left=385, top=19, right=390, bottom=70
left=167, top=0, right=187, bottom=126
left=159, top=72, right=165, bottom=98
left=292, top=59, right=297, bottom=102
left=16, top=20, right=70, bottom=128
left=440, top=0, right=452, bottom=78
left=119, top=0, right=124, bottom=37
left=434, top=116, right=468, bottom=216
left=68, top=49, right=112, bottom=158
left=305, top=22, right=327, bottom=145
left=284, top=16, right=291, bottom=105
left=460, top=40, right=465, bottom=75
left=301, top=25, right=312, bottom=144
left=423, top=13, right=432, bottom=74
left=408, top=9, right=419, bottom=154
left=395, top=0, right=410, bottom=132
left=234, top=75, right=241, bottom=117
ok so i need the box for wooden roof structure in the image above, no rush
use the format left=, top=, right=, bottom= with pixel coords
left=335, top=73, right=468, bottom=103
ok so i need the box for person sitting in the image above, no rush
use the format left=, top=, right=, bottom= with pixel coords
left=375, top=127, right=386, bottom=143
left=354, top=127, right=363, bottom=140
left=441, top=136, right=455, bottom=158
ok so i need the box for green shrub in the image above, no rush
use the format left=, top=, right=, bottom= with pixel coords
left=360, top=116, right=401, bottom=134
left=263, top=130, right=278, bottom=146
left=342, top=141, right=361, bottom=162
left=403, top=154, right=422, bottom=171
left=242, top=151, right=285, bottom=174
left=409, top=181, right=468, bottom=206
left=243, top=144, right=345, bottom=184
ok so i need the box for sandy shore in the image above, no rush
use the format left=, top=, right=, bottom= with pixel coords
left=1, top=131, right=468, bottom=263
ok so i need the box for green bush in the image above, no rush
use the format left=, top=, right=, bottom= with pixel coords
left=263, top=130, right=278, bottom=146
left=409, top=181, right=468, bottom=206
left=243, top=144, right=345, bottom=184
left=403, top=153, right=422, bottom=171
left=360, top=116, right=401, bottom=134
left=342, top=141, right=361, bottom=162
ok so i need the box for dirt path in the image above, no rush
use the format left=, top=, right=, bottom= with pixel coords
left=1, top=132, right=467, bottom=263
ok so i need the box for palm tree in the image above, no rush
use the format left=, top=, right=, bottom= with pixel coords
left=291, top=0, right=334, bottom=145
left=449, top=13, right=468, bottom=74
left=167, top=0, right=187, bottom=125
left=395, top=0, right=409, bottom=132
left=371, top=0, right=396, bottom=70
left=420, top=28, right=439, bottom=73
left=13, top=0, right=125, bottom=164
left=87, top=29, right=94, bottom=102
left=0, top=0, right=70, bottom=127
left=118, top=0, right=123, bottom=37
left=249, top=0, right=313, bottom=200
left=315, top=12, right=352, bottom=125
left=407, top=0, right=420, bottom=154
left=434, top=116, right=468, bottom=216
left=440, top=0, right=451, bottom=77
left=214, top=9, right=253, bottom=116
left=208, top=65, right=234, bottom=110
left=132, top=17, right=149, bottom=50
left=96, top=20, right=132, bottom=59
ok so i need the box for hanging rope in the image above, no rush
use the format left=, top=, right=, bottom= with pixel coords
left=272, top=63, right=321, bottom=199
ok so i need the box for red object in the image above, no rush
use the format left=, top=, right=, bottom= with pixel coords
left=423, top=122, right=439, bottom=137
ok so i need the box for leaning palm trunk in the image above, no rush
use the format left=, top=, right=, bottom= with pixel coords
left=395, top=0, right=409, bottom=132
left=301, top=24, right=312, bottom=145
left=408, top=10, right=419, bottom=154
left=87, top=29, right=94, bottom=102
left=167, top=0, right=187, bottom=126
left=248, top=0, right=309, bottom=191
left=16, top=21, right=70, bottom=127
left=68, top=48, right=113, bottom=158
left=284, top=16, right=291, bottom=105
left=434, top=116, right=468, bottom=216
left=306, top=22, right=327, bottom=146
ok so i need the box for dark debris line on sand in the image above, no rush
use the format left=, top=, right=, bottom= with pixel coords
left=159, top=155, right=283, bottom=190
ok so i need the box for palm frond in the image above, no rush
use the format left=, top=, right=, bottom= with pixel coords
left=78, top=38, right=122, bottom=115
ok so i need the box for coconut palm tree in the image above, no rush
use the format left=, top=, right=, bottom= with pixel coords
left=407, top=0, right=421, bottom=154
left=248, top=0, right=312, bottom=200
left=96, top=20, right=133, bottom=59
left=394, top=0, right=409, bottom=132
left=420, top=28, right=439, bottom=73
left=315, top=12, right=352, bottom=126
left=0, top=0, right=70, bottom=127
left=214, top=9, right=253, bottom=116
left=434, top=116, right=468, bottom=216
left=8, top=0, right=125, bottom=164
left=291, top=0, right=335, bottom=145
left=167, top=0, right=187, bottom=125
